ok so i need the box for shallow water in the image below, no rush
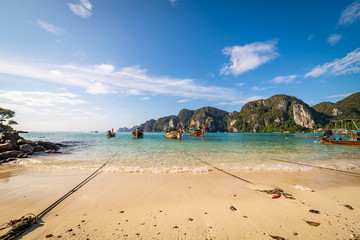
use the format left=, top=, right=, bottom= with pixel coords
left=10, top=132, right=360, bottom=173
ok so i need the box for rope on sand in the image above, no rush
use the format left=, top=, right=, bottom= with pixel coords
left=218, top=148, right=360, bottom=178
left=192, top=155, right=253, bottom=184
left=0, top=151, right=120, bottom=240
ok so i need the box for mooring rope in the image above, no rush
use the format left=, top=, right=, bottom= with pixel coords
left=192, top=155, right=253, bottom=184
left=218, top=148, right=360, bottom=178
left=0, top=150, right=120, bottom=240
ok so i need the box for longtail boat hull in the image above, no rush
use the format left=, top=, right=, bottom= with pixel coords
left=132, top=129, right=144, bottom=138
left=189, top=124, right=205, bottom=137
left=321, top=138, right=360, bottom=146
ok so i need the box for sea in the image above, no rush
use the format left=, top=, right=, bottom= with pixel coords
left=11, top=132, right=360, bottom=174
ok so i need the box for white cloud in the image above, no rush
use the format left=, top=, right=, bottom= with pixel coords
left=0, top=58, right=240, bottom=102
left=86, top=82, right=117, bottom=95
left=68, top=0, right=92, bottom=18
left=169, top=0, right=178, bottom=6
left=220, top=40, right=279, bottom=76
left=140, top=97, right=150, bottom=100
left=37, top=20, right=66, bottom=35
left=338, top=0, right=360, bottom=26
left=216, top=96, right=264, bottom=106
left=327, top=34, right=343, bottom=46
left=305, top=47, right=360, bottom=77
left=252, top=86, right=266, bottom=91
left=326, top=93, right=351, bottom=98
left=126, top=89, right=142, bottom=96
left=272, top=74, right=297, bottom=84
left=236, top=82, right=246, bottom=87
left=176, top=99, right=190, bottom=103
left=0, top=90, right=86, bottom=107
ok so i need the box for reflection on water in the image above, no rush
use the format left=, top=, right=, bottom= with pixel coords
left=6, top=132, right=359, bottom=173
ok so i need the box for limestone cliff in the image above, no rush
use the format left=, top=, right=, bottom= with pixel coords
left=227, top=94, right=318, bottom=132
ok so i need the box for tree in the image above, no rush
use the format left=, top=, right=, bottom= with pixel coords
left=0, top=107, right=17, bottom=131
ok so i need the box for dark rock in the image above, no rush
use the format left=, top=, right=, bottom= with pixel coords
left=36, top=141, right=59, bottom=150
left=5, top=140, right=17, bottom=149
left=45, top=149, right=61, bottom=154
left=19, top=144, right=34, bottom=154
left=0, top=150, right=24, bottom=160
left=0, top=142, right=13, bottom=152
left=0, top=131, right=24, bottom=142
left=33, top=145, right=46, bottom=152
left=17, top=139, right=36, bottom=146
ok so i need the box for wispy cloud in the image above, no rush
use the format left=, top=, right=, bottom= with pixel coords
left=0, top=58, right=240, bottom=102
left=0, top=90, right=86, bottom=107
left=252, top=86, right=266, bottom=91
left=176, top=99, right=190, bottom=103
left=68, top=0, right=93, bottom=18
left=308, top=34, right=314, bottom=40
left=140, top=97, right=150, bottom=100
left=338, top=0, right=360, bottom=26
left=169, top=0, right=178, bottom=6
left=220, top=40, right=279, bottom=76
left=272, top=74, right=297, bottom=84
left=216, top=96, right=264, bottom=106
left=236, top=82, right=246, bottom=87
left=327, top=34, right=343, bottom=46
left=37, top=20, right=66, bottom=35
left=326, top=93, right=352, bottom=98
left=305, top=47, right=360, bottom=77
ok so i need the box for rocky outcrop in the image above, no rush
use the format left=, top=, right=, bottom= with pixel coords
left=0, top=131, right=62, bottom=164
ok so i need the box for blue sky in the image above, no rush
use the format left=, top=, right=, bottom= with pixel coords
left=0, top=0, right=360, bottom=131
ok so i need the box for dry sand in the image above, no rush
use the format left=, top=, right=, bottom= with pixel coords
left=1, top=166, right=360, bottom=240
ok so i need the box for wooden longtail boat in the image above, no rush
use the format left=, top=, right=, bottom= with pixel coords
left=132, top=128, right=144, bottom=138
left=321, top=121, right=360, bottom=146
left=189, top=124, right=205, bottom=137
left=106, top=129, right=116, bottom=138
left=164, top=124, right=183, bottom=139
left=321, top=137, right=360, bottom=146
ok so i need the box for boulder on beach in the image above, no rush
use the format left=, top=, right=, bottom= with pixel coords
left=19, top=144, right=34, bottom=154
left=0, top=131, right=23, bottom=143
left=36, top=141, right=59, bottom=151
left=0, top=142, right=13, bottom=152
left=0, top=150, right=24, bottom=160
left=17, top=139, right=36, bottom=146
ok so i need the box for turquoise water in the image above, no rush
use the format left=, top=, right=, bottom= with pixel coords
left=14, top=132, right=360, bottom=173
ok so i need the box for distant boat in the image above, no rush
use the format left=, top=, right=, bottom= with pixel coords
left=189, top=124, right=205, bottom=137
left=91, top=130, right=98, bottom=133
left=132, top=128, right=144, bottom=138
left=164, top=124, right=183, bottom=139
left=107, top=129, right=116, bottom=138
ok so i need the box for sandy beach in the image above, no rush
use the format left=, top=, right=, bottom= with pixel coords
left=1, top=166, right=360, bottom=240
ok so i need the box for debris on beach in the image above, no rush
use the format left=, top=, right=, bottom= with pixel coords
left=269, top=234, right=285, bottom=240
left=295, top=185, right=314, bottom=192
left=344, top=204, right=354, bottom=210
left=230, top=205, right=237, bottom=211
left=257, top=188, right=295, bottom=200
left=309, top=209, right=320, bottom=214
left=304, top=220, right=320, bottom=226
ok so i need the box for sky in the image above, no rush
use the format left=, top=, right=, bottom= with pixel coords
left=0, top=0, right=360, bottom=131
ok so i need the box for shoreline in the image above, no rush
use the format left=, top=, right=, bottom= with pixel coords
left=1, top=168, right=360, bottom=239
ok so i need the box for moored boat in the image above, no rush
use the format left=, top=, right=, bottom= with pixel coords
left=189, top=124, right=205, bottom=137
left=107, top=129, right=116, bottom=138
left=132, top=128, right=144, bottom=138
left=164, top=124, right=183, bottom=139
left=321, top=127, right=360, bottom=146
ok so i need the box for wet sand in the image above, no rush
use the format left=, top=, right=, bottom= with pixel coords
left=1, top=167, right=360, bottom=239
